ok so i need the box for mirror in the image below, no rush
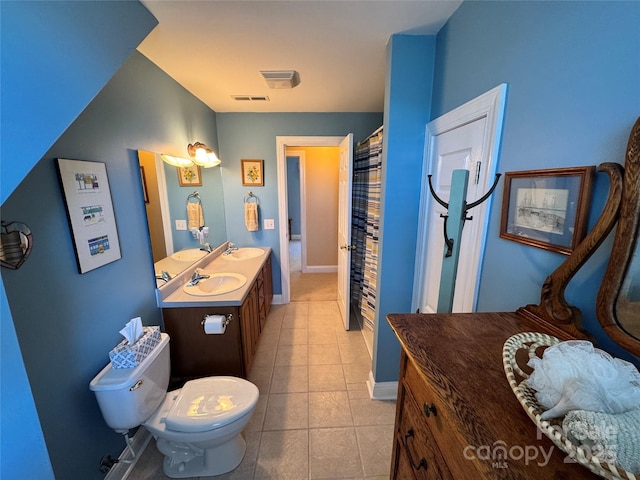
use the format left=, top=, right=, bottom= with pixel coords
left=137, top=150, right=227, bottom=285
left=597, top=117, right=640, bottom=357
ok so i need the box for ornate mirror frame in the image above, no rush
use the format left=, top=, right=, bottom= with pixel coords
left=597, top=117, right=640, bottom=357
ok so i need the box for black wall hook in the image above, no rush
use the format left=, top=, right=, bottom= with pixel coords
left=427, top=173, right=502, bottom=257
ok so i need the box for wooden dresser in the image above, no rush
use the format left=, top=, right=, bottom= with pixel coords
left=387, top=312, right=600, bottom=479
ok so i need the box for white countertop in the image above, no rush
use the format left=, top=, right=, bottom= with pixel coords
left=156, top=244, right=272, bottom=308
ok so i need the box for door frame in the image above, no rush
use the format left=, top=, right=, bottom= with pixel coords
left=411, top=84, right=508, bottom=312
left=276, top=136, right=345, bottom=304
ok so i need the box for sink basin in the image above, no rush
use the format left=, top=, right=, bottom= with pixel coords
left=183, top=273, right=247, bottom=296
left=224, top=247, right=265, bottom=260
left=171, top=248, right=208, bottom=263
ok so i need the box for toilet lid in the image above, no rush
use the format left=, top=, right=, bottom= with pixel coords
left=165, top=377, right=259, bottom=433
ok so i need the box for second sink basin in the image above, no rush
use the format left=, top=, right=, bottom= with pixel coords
left=183, top=273, right=247, bottom=296
left=224, top=247, right=265, bottom=260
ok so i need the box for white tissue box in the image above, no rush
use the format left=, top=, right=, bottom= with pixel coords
left=108, top=326, right=162, bottom=369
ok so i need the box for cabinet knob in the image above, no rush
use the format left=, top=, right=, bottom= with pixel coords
left=423, top=403, right=437, bottom=417
left=403, top=429, right=428, bottom=471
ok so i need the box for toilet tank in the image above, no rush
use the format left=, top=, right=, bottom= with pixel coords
left=90, top=333, right=170, bottom=433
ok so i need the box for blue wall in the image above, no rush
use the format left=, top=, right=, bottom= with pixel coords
left=286, top=156, right=302, bottom=236
left=1, top=2, right=157, bottom=479
left=373, top=35, right=437, bottom=382
left=432, top=0, right=640, bottom=358
left=216, top=113, right=383, bottom=295
left=2, top=51, right=219, bottom=479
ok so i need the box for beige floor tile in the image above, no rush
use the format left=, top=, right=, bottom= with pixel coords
left=308, top=327, right=338, bottom=345
left=309, top=427, right=364, bottom=479
left=350, top=398, right=397, bottom=426
left=308, top=343, right=342, bottom=365
left=275, top=344, right=308, bottom=366
left=270, top=365, right=308, bottom=393
left=285, top=302, right=309, bottom=315
left=346, top=382, right=371, bottom=400
left=282, top=312, right=310, bottom=329
left=254, top=430, right=309, bottom=480
left=355, top=425, right=394, bottom=477
left=309, top=391, right=353, bottom=428
left=336, top=328, right=369, bottom=345
left=263, top=392, right=309, bottom=430
left=309, top=364, right=347, bottom=392
left=309, top=313, right=343, bottom=330
left=308, top=301, right=341, bottom=315
left=278, top=327, right=309, bottom=346
left=343, top=363, right=371, bottom=384
left=215, top=431, right=261, bottom=480
left=251, top=344, right=277, bottom=369
left=338, top=342, right=372, bottom=365
left=248, top=366, right=273, bottom=395
left=267, top=304, right=286, bottom=319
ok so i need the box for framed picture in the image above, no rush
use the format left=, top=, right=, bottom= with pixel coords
left=500, top=166, right=595, bottom=255
left=177, top=165, right=202, bottom=186
left=56, top=158, right=122, bottom=273
left=241, top=159, right=264, bottom=186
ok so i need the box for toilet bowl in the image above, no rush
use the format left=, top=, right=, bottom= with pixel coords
left=90, top=333, right=259, bottom=478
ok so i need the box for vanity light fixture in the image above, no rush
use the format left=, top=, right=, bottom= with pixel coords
left=160, top=154, right=194, bottom=168
left=187, top=142, right=221, bottom=168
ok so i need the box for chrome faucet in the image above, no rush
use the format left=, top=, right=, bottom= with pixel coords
left=222, top=242, right=238, bottom=256
left=155, top=270, right=172, bottom=283
left=200, top=243, right=213, bottom=253
left=186, top=269, right=210, bottom=287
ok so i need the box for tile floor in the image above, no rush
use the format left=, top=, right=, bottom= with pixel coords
left=128, top=290, right=396, bottom=479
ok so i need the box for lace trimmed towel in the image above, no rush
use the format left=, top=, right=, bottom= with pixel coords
left=562, top=408, right=640, bottom=474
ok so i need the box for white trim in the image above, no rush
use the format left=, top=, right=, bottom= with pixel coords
left=276, top=136, right=344, bottom=304
left=153, top=152, right=174, bottom=257
left=104, top=427, right=152, bottom=480
left=291, top=234, right=301, bottom=240
left=411, top=84, right=507, bottom=313
left=272, top=293, right=284, bottom=305
left=366, top=370, right=398, bottom=401
left=303, top=265, right=338, bottom=273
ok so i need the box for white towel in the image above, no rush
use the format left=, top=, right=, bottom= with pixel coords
left=245, top=203, right=258, bottom=231
left=187, top=203, right=204, bottom=230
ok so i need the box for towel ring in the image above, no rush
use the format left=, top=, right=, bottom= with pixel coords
left=187, top=191, right=202, bottom=204
left=244, top=191, right=259, bottom=204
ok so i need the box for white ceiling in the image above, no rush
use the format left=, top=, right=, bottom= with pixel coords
left=137, top=1, right=462, bottom=113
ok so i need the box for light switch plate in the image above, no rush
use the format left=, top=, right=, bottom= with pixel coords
left=264, top=219, right=275, bottom=230
left=175, top=219, right=187, bottom=230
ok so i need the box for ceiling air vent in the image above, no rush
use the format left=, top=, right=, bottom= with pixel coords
left=259, top=70, right=300, bottom=89
left=231, top=95, right=270, bottom=102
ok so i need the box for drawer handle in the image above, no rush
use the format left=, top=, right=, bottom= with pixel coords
left=423, top=402, right=438, bottom=417
left=403, top=429, right=428, bottom=471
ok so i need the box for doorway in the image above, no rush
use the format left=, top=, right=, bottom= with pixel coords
left=276, top=136, right=353, bottom=324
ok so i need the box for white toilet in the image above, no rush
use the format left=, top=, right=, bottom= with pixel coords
left=89, top=333, right=259, bottom=478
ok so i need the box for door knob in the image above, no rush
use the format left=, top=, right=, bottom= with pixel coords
left=340, top=244, right=356, bottom=250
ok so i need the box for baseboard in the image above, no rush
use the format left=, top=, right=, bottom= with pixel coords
left=104, top=427, right=152, bottom=480
left=272, top=294, right=284, bottom=305
left=366, top=370, right=398, bottom=401
left=302, top=265, right=337, bottom=273
left=291, top=234, right=301, bottom=240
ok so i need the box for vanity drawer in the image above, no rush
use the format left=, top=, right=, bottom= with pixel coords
left=403, top=356, right=480, bottom=478
left=396, top=384, right=453, bottom=480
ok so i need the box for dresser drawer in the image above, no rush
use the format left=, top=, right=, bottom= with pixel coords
left=396, top=383, right=453, bottom=480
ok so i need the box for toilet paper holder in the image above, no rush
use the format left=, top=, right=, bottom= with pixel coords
left=201, top=314, right=233, bottom=327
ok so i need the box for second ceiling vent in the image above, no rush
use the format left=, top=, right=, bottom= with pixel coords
left=259, top=70, right=300, bottom=89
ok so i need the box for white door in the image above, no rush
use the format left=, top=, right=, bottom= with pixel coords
left=337, top=134, right=354, bottom=329
left=413, top=84, right=507, bottom=314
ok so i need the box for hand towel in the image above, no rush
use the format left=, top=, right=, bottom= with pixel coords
left=187, top=203, right=204, bottom=230
left=563, top=408, right=640, bottom=473
left=245, top=202, right=259, bottom=231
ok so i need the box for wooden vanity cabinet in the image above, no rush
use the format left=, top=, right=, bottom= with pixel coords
left=162, top=254, right=273, bottom=386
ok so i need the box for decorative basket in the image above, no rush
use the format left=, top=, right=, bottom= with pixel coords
left=108, top=326, right=161, bottom=369
left=502, top=332, right=637, bottom=480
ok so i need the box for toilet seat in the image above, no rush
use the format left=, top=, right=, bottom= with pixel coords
left=165, top=376, right=259, bottom=433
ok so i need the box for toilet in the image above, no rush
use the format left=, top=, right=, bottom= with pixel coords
left=89, top=333, right=259, bottom=478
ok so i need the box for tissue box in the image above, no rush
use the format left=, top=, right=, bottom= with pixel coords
left=108, top=326, right=161, bottom=369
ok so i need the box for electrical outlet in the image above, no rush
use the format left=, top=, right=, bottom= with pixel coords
left=264, top=219, right=275, bottom=230
left=175, top=219, right=187, bottom=230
